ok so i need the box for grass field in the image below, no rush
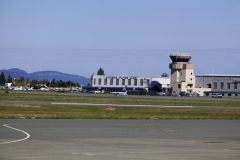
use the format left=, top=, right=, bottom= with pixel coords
left=0, top=92, right=240, bottom=119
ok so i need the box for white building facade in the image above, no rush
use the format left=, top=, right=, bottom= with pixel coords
left=89, top=74, right=170, bottom=92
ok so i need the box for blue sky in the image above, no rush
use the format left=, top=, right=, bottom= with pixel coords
left=0, top=0, right=239, bottom=77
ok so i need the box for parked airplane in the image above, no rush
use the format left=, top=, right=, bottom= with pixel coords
left=90, top=90, right=104, bottom=94
left=39, top=87, right=49, bottom=91
left=24, top=87, right=34, bottom=91
left=111, top=91, right=128, bottom=96
left=156, top=92, right=166, bottom=96
left=12, top=87, right=23, bottom=91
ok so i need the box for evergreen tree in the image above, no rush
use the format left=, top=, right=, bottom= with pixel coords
left=66, top=80, right=72, bottom=87
left=31, top=79, right=38, bottom=86
left=7, top=75, right=13, bottom=83
left=19, top=76, right=25, bottom=83
left=51, top=78, right=56, bottom=87
left=0, top=72, right=6, bottom=85
left=97, top=67, right=105, bottom=75
left=26, top=78, right=30, bottom=83
left=46, top=82, right=50, bottom=87
left=161, top=73, right=169, bottom=77
left=58, top=80, right=63, bottom=87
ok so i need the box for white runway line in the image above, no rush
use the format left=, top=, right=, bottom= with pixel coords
left=161, top=106, right=193, bottom=108
left=51, top=102, right=107, bottom=106
left=51, top=102, right=192, bottom=108
left=0, top=124, right=30, bottom=144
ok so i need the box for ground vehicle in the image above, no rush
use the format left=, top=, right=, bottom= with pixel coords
left=212, top=93, right=222, bottom=98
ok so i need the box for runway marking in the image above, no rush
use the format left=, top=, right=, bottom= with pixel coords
left=224, top=148, right=240, bottom=151
left=161, top=106, right=192, bottom=108
left=136, top=124, right=175, bottom=132
left=72, top=153, right=79, bottom=155
left=0, top=124, right=30, bottom=144
left=82, top=153, right=95, bottom=156
left=52, top=103, right=107, bottom=106
left=51, top=102, right=192, bottom=108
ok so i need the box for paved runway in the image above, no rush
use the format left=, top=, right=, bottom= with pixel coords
left=0, top=120, right=240, bottom=160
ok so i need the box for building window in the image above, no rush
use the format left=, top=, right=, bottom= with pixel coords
left=221, top=82, right=224, bottom=89
left=140, top=79, right=143, bottom=86
left=104, top=79, right=107, bottom=85
left=93, top=78, right=96, bottom=85
left=110, top=79, right=113, bottom=85
left=228, top=93, right=232, bottom=96
left=98, top=78, right=101, bottom=85
left=227, top=83, right=230, bottom=89
left=134, top=79, right=137, bottom=86
left=147, top=79, right=150, bottom=85
left=178, top=84, right=181, bottom=89
left=234, top=83, right=237, bottom=89
left=122, top=79, right=125, bottom=85
left=190, top=78, right=192, bottom=81
left=214, top=82, right=217, bottom=89
left=128, top=79, right=131, bottom=85
left=116, top=79, right=119, bottom=85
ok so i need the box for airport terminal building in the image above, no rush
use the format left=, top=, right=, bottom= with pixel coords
left=195, top=74, right=240, bottom=97
left=87, top=74, right=170, bottom=92
left=169, top=53, right=240, bottom=97
left=84, top=53, right=239, bottom=97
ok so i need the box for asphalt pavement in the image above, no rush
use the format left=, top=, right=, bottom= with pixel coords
left=1, top=120, right=240, bottom=160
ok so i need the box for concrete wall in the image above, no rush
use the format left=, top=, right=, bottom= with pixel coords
left=195, top=76, right=213, bottom=88
left=195, top=75, right=240, bottom=96
left=192, top=88, right=211, bottom=96
left=195, top=75, right=240, bottom=88
left=212, top=79, right=240, bottom=93
left=170, top=63, right=195, bottom=93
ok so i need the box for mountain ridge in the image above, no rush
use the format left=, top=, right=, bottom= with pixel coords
left=0, top=68, right=90, bottom=85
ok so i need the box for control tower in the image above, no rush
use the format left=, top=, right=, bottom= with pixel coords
left=169, top=53, right=195, bottom=93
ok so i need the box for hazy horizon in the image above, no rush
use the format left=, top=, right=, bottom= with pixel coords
left=1, top=1, right=239, bottom=77
left=1, top=48, right=239, bottom=78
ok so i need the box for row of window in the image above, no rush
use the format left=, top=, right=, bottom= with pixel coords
left=213, top=82, right=238, bottom=89
left=93, top=78, right=150, bottom=86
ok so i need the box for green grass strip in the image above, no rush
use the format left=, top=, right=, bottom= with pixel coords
left=0, top=104, right=240, bottom=120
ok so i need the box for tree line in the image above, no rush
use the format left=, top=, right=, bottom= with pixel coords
left=0, top=72, right=80, bottom=87
left=1, top=68, right=168, bottom=86
left=97, top=67, right=169, bottom=77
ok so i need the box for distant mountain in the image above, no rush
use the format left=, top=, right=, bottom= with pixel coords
left=0, top=68, right=90, bottom=85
